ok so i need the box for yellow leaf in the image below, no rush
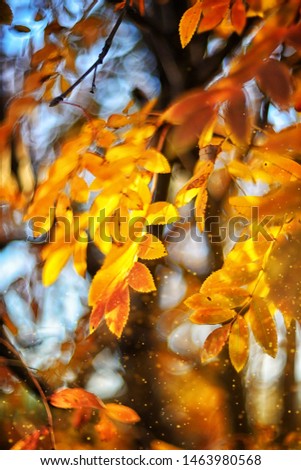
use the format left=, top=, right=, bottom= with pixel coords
left=179, top=1, right=203, bottom=48
left=42, top=245, right=73, bottom=286
left=195, top=188, right=208, bottom=232
left=70, top=175, right=89, bottom=203
left=146, top=202, right=179, bottom=225
left=128, top=262, right=156, bottom=292
left=175, top=160, right=214, bottom=207
left=138, top=233, right=167, bottom=260
left=229, top=315, right=249, bottom=372
left=50, top=388, right=105, bottom=409
left=105, top=403, right=140, bottom=424
left=246, top=297, right=278, bottom=357
left=201, top=324, right=231, bottom=363
left=138, top=149, right=171, bottom=174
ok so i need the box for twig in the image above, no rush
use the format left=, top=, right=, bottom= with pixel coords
left=49, top=0, right=130, bottom=107
left=0, top=337, right=56, bottom=449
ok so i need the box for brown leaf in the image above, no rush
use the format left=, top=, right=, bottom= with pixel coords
left=13, top=25, right=31, bottom=33
left=229, top=315, right=249, bottom=372
left=179, top=1, right=203, bottom=48
left=224, top=88, right=251, bottom=146
left=201, top=324, right=231, bottom=362
left=246, top=297, right=278, bottom=357
left=105, top=403, right=140, bottom=424
left=50, top=388, right=105, bottom=410
left=256, top=59, right=293, bottom=109
left=0, top=1, right=13, bottom=25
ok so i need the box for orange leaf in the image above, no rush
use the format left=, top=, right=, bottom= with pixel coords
left=246, top=297, right=278, bottom=357
left=229, top=315, right=249, bottom=372
left=201, top=324, right=231, bottom=363
left=50, top=388, right=105, bottom=410
left=105, top=403, right=140, bottom=424
left=105, top=281, right=130, bottom=338
left=11, top=428, right=49, bottom=450
left=90, top=298, right=106, bottom=333
left=128, top=262, right=156, bottom=292
left=138, top=233, right=167, bottom=260
left=256, top=59, right=293, bottom=109
left=95, top=415, right=117, bottom=441
left=73, top=239, right=88, bottom=277
left=190, top=307, right=236, bottom=325
left=198, top=0, right=230, bottom=33
left=179, top=1, right=203, bottom=48
left=231, top=0, right=246, bottom=35
left=70, top=175, right=89, bottom=203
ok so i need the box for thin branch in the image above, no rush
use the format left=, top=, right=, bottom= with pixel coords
left=0, top=337, right=56, bottom=449
left=49, top=0, right=130, bottom=107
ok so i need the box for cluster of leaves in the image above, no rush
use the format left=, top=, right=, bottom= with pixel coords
left=2, top=0, right=301, bottom=449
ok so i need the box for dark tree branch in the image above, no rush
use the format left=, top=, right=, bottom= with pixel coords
left=49, top=0, right=130, bottom=107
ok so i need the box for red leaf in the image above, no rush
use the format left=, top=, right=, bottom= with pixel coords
left=50, top=388, right=105, bottom=410
left=128, top=262, right=156, bottom=292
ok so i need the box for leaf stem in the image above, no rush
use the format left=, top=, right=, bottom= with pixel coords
left=49, top=0, right=130, bottom=107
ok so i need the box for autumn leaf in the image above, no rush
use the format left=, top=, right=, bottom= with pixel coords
left=224, top=88, right=251, bottom=146
left=105, top=403, right=140, bottom=424
left=179, top=1, right=203, bottom=48
left=138, top=233, right=167, bottom=260
left=11, top=428, right=49, bottom=450
left=0, top=1, right=13, bottom=25
left=128, top=262, right=156, bottom=292
left=175, top=160, right=214, bottom=207
left=195, top=188, right=208, bottom=232
left=197, top=0, right=230, bottom=33
left=256, top=59, right=293, bottom=109
left=229, top=315, right=249, bottom=372
left=95, top=415, right=117, bottom=441
left=146, top=202, right=179, bottom=225
left=50, top=388, right=105, bottom=410
left=246, top=297, right=278, bottom=357
left=42, top=245, right=73, bottom=286
left=231, top=0, right=246, bottom=35
left=201, top=324, right=231, bottom=363
left=190, top=307, right=236, bottom=325
left=105, top=280, right=130, bottom=338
